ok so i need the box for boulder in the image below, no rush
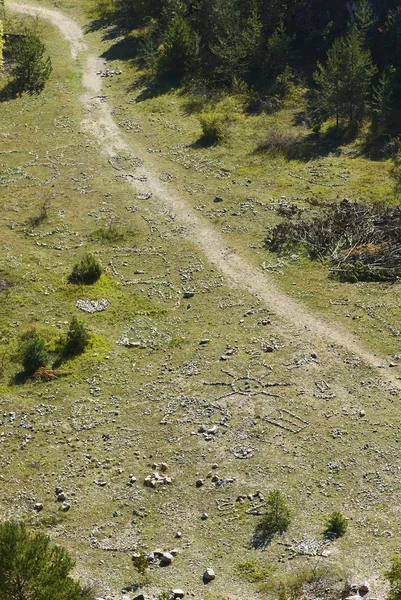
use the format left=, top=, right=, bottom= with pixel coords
left=203, top=567, right=215, bottom=582
left=161, top=552, right=174, bottom=565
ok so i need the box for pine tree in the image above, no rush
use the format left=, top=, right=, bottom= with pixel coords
left=241, top=6, right=263, bottom=77
left=343, top=26, right=376, bottom=123
left=313, top=35, right=346, bottom=128
left=12, top=28, right=52, bottom=93
left=138, top=28, right=160, bottom=76
left=371, top=64, right=396, bottom=136
left=324, top=510, right=348, bottom=537
left=20, top=331, right=49, bottom=376
left=209, top=0, right=247, bottom=84
left=64, top=317, right=89, bottom=357
left=266, top=21, right=293, bottom=77
left=354, top=0, right=374, bottom=39
left=314, top=26, right=376, bottom=127
left=259, top=490, right=291, bottom=536
left=161, top=13, right=198, bottom=78
left=382, top=8, right=401, bottom=76
left=0, top=521, right=91, bottom=600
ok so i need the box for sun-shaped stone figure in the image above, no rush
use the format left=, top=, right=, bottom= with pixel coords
left=205, top=366, right=288, bottom=402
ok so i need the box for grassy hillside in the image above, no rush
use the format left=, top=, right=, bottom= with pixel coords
left=1, top=2, right=401, bottom=599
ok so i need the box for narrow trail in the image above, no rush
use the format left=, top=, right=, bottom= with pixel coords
left=9, top=2, right=401, bottom=385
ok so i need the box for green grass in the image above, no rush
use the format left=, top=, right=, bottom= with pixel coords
left=0, top=2, right=401, bottom=599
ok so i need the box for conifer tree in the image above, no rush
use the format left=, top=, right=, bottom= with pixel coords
left=259, top=490, right=291, bottom=536
left=161, top=13, right=198, bottom=78
left=314, top=26, right=376, bottom=127
left=371, top=64, right=396, bottom=135
left=12, top=28, right=52, bottom=93
left=266, top=21, right=293, bottom=77
left=354, top=0, right=374, bottom=39
left=0, top=521, right=90, bottom=600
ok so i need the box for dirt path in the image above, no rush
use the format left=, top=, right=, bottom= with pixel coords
left=9, top=2, right=401, bottom=382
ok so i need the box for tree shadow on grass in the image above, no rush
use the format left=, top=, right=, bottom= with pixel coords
left=12, top=371, right=30, bottom=385
left=252, top=125, right=356, bottom=162
left=0, top=78, right=49, bottom=101
left=84, top=18, right=117, bottom=35
left=0, top=81, right=21, bottom=102
left=250, top=524, right=274, bottom=550
left=189, top=136, right=219, bottom=149
left=127, top=74, right=181, bottom=102
left=100, top=35, right=140, bottom=62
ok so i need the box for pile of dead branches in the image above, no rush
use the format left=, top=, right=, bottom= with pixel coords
left=265, top=199, right=401, bottom=282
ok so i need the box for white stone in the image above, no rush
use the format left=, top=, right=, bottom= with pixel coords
left=203, top=567, right=215, bottom=581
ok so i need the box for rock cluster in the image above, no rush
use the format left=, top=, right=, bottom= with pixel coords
left=76, top=298, right=111, bottom=313
left=144, top=467, right=172, bottom=487
left=96, top=69, right=122, bottom=77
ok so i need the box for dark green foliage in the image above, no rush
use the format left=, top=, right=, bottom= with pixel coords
left=381, top=8, right=401, bottom=76
left=138, top=28, right=160, bottom=75
left=371, top=65, right=396, bottom=136
left=20, top=331, right=49, bottom=375
left=132, top=551, right=148, bottom=576
left=385, top=555, right=401, bottom=600
left=354, top=0, right=375, bottom=39
left=208, top=0, right=249, bottom=84
left=88, top=0, right=401, bottom=131
left=241, top=7, right=263, bottom=76
left=12, top=28, right=52, bottom=93
left=68, top=254, right=102, bottom=285
left=0, top=521, right=91, bottom=600
left=64, top=317, right=89, bottom=357
left=161, top=14, right=198, bottom=78
left=259, top=490, right=291, bottom=536
left=324, top=511, right=348, bottom=537
left=314, top=26, right=376, bottom=126
left=266, top=22, right=293, bottom=77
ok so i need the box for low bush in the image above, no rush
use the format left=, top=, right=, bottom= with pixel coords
left=236, top=558, right=273, bottom=583
left=68, top=254, right=102, bottom=285
left=385, top=555, right=401, bottom=600
left=324, top=510, right=348, bottom=538
left=131, top=550, right=148, bottom=576
left=198, top=111, right=229, bottom=144
left=63, top=317, right=89, bottom=357
left=256, top=127, right=303, bottom=158
left=20, top=331, right=48, bottom=375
